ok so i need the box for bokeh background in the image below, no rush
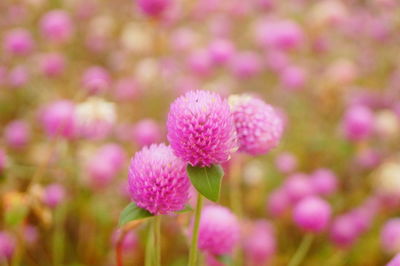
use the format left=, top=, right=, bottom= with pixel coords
left=1, top=0, right=400, bottom=265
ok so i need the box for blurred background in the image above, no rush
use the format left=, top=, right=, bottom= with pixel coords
left=1, top=0, right=400, bottom=265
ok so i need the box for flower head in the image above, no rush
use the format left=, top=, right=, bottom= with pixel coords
left=40, top=10, right=74, bottom=43
left=40, top=100, right=76, bottom=139
left=0, top=231, right=15, bottom=260
left=381, top=219, right=400, bottom=253
left=293, top=196, right=331, bottom=232
left=229, top=94, right=283, bottom=155
left=167, top=90, right=237, bottom=167
left=128, top=143, right=190, bottom=215
left=197, top=205, right=240, bottom=255
left=3, top=28, right=34, bottom=56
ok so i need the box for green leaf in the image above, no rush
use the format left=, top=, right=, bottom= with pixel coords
left=118, top=202, right=153, bottom=227
left=176, top=205, right=193, bottom=213
left=187, top=164, right=224, bottom=202
left=5, top=205, right=28, bottom=227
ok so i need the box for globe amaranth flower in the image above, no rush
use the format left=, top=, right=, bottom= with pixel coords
left=293, top=196, right=331, bottom=233
left=4, top=120, right=30, bottom=149
left=197, top=205, right=240, bottom=255
left=381, top=219, right=400, bottom=254
left=229, top=94, right=283, bottom=155
left=39, top=10, right=74, bottom=44
left=244, top=220, right=276, bottom=265
left=0, top=231, right=16, bottom=260
left=128, top=143, right=190, bottom=215
left=40, top=100, right=77, bottom=139
left=167, top=90, right=237, bottom=167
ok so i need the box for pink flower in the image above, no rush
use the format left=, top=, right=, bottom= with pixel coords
left=284, top=173, right=314, bottom=203
left=293, top=196, right=331, bottom=232
left=267, top=188, right=290, bottom=217
left=275, top=152, right=297, bottom=174
left=136, top=0, right=172, bottom=17
left=167, top=90, right=237, bottom=167
left=40, top=100, right=77, bottom=139
left=229, top=52, right=262, bottom=79
left=342, top=105, right=374, bottom=141
left=4, top=120, right=30, bottom=149
left=0, top=231, right=16, bottom=260
left=229, top=94, right=283, bottom=155
left=381, top=219, right=400, bottom=254
left=43, top=184, right=65, bottom=208
left=128, top=144, right=190, bottom=215
left=132, top=119, right=162, bottom=147
left=8, top=65, right=29, bottom=88
left=244, top=220, right=276, bottom=265
left=39, top=10, right=74, bottom=43
left=310, top=168, right=338, bottom=196
left=81, top=66, right=111, bottom=94
left=197, top=205, right=240, bottom=255
left=207, top=39, right=235, bottom=65
left=329, top=215, right=359, bottom=248
left=40, top=53, right=66, bottom=78
left=3, top=28, right=34, bottom=56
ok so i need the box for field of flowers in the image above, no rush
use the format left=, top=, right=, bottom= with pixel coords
left=1, top=0, right=400, bottom=265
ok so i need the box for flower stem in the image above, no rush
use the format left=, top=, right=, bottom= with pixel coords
left=145, top=222, right=154, bottom=266
left=188, top=193, right=204, bottom=266
left=153, top=216, right=161, bottom=266
left=230, top=155, right=243, bottom=265
left=288, top=234, right=314, bottom=266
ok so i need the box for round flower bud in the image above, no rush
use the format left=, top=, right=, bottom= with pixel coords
left=81, top=66, right=111, bottom=94
left=40, top=100, right=76, bottom=139
left=39, top=53, right=66, bottom=78
left=342, top=105, right=374, bottom=141
left=197, top=205, right=240, bottom=255
left=136, top=0, right=171, bottom=17
left=254, top=19, right=303, bottom=51
left=208, top=39, right=235, bottom=65
left=128, top=144, right=190, bottom=215
left=167, top=90, right=237, bottom=167
left=280, top=65, right=307, bottom=91
left=293, top=196, right=331, bottom=232
left=329, top=215, right=359, bottom=248
left=275, top=152, right=297, bottom=174
left=8, top=65, right=29, bottom=88
left=43, top=183, right=65, bottom=208
left=244, top=220, right=276, bottom=264
left=381, top=219, right=400, bottom=254
left=3, top=28, right=34, bottom=56
left=229, top=52, right=262, bottom=79
left=229, top=94, right=283, bottom=155
left=284, top=173, right=314, bottom=203
left=310, top=168, right=338, bottom=196
left=39, top=10, right=73, bottom=43
left=132, top=119, right=162, bottom=147
left=4, top=120, right=30, bottom=149
left=267, top=188, right=290, bottom=217
left=0, top=231, right=15, bottom=260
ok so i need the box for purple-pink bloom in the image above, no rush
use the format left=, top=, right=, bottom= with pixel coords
left=381, top=219, right=400, bottom=253
left=197, top=205, right=240, bottom=255
left=293, top=196, right=331, bottom=233
left=207, top=39, right=235, bottom=65
left=43, top=183, right=66, bottom=208
left=40, top=53, right=66, bottom=78
left=244, top=220, right=276, bottom=265
left=229, top=52, right=262, bottom=79
left=284, top=173, right=314, bottom=203
left=229, top=94, right=283, bottom=155
left=167, top=90, right=237, bottom=167
left=342, top=105, right=374, bottom=141
left=4, top=120, right=30, bottom=149
left=3, top=28, right=34, bottom=56
left=132, top=119, right=162, bottom=148
left=275, top=152, right=297, bottom=174
left=128, top=143, right=190, bottom=215
left=136, top=0, right=172, bottom=17
left=39, top=10, right=74, bottom=44
left=267, top=188, right=290, bottom=217
left=0, top=231, right=16, bottom=260
left=40, top=100, right=76, bottom=139
left=330, top=214, right=359, bottom=248
left=81, top=66, right=111, bottom=94
left=310, top=168, right=338, bottom=196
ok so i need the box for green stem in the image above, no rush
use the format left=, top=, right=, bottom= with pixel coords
left=288, top=234, right=314, bottom=266
left=230, top=156, right=243, bottom=266
left=153, top=216, right=161, bottom=266
left=188, top=193, right=204, bottom=266
left=145, top=222, right=154, bottom=266
left=52, top=204, right=66, bottom=266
